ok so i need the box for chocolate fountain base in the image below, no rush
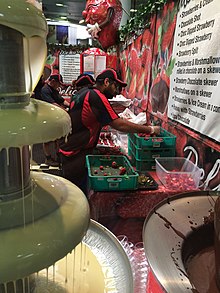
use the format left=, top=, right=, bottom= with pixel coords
left=0, top=220, right=133, bottom=293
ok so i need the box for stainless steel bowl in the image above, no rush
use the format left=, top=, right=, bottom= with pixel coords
left=143, top=191, right=219, bottom=293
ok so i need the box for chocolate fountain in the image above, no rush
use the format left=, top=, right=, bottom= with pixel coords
left=143, top=190, right=220, bottom=293
left=0, top=0, right=90, bottom=290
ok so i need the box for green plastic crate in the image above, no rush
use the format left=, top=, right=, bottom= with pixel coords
left=128, top=147, right=157, bottom=171
left=128, top=138, right=176, bottom=160
left=128, top=128, right=176, bottom=148
left=86, top=155, right=138, bottom=191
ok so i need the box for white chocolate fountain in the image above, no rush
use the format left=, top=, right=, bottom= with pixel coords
left=0, top=1, right=90, bottom=291
left=0, top=3, right=134, bottom=293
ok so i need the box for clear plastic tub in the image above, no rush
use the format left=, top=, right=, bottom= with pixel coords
left=155, top=157, right=204, bottom=190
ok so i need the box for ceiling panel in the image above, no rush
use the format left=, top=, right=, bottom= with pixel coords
left=42, top=0, right=142, bottom=26
left=42, top=0, right=86, bottom=25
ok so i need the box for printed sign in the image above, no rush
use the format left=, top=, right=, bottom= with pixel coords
left=168, top=0, right=220, bottom=142
left=59, top=53, right=80, bottom=84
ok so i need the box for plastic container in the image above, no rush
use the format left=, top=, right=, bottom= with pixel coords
left=128, top=128, right=176, bottom=149
left=155, top=157, right=204, bottom=190
left=128, top=138, right=175, bottom=160
left=116, top=132, right=128, bottom=153
left=129, top=147, right=156, bottom=171
left=86, top=155, right=138, bottom=191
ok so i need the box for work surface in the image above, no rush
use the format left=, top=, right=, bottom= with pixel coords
left=88, top=172, right=193, bottom=219
left=88, top=172, right=197, bottom=243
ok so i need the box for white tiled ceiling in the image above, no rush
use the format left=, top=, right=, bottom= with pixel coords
left=42, top=0, right=143, bottom=25
left=42, top=0, right=86, bottom=24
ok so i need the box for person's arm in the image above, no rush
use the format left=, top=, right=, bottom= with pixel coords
left=109, top=118, right=160, bottom=135
left=52, top=100, right=69, bottom=111
left=53, top=92, right=65, bottom=105
left=53, top=90, right=70, bottom=108
left=41, top=86, right=55, bottom=104
left=63, top=99, right=70, bottom=107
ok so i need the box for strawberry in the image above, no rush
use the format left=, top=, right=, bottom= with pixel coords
left=119, top=166, right=126, bottom=175
left=141, top=98, right=148, bottom=111
left=128, top=48, right=141, bottom=73
left=142, top=29, right=152, bottom=48
left=119, top=58, right=127, bottom=82
left=141, top=47, right=150, bottom=67
left=128, top=73, right=137, bottom=100
left=161, top=15, right=177, bottom=52
left=99, top=165, right=104, bottom=170
left=135, top=35, right=142, bottom=53
left=112, top=161, right=118, bottom=168
left=136, top=67, right=145, bottom=99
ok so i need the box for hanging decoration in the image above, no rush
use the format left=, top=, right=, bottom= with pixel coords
left=82, top=0, right=123, bottom=50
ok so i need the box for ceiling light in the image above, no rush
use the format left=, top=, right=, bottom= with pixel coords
left=130, top=9, right=137, bottom=12
left=60, top=16, right=67, bottom=20
left=56, top=3, right=64, bottom=7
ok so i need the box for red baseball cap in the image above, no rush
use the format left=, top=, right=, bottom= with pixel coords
left=96, top=68, right=127, bottom=87
left=75, top=74, right=95, bottom=87
left=49, top=74, right=63, bottom=84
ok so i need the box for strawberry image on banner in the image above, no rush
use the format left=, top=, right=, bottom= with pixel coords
left=150, top=1, right=177, bottom=119
left=121, top=16, right=155, bottom=113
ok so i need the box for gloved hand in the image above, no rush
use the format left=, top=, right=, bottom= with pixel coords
left=87, top=22, right=101, bottom=39
left=150, top=126, right=161, bottom=135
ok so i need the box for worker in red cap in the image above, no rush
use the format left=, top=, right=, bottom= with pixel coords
left=75, top=73, right=95, bottom=91
left=59, top=68, right=160, bottom=194
left=70, top=73, right=95, bottom=105
left=40, top=74, right=69, bottom=166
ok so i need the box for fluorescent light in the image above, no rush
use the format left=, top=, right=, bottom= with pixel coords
left=56, top=3, right=64, bottom=7
left=130, top=9, right=137, bottom=12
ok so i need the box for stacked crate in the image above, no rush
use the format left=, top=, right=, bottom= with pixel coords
left=86, top=155, right=139, bottom=191
left=128, top=128, right=176, bottom=171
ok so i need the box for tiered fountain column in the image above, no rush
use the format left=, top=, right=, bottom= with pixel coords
left=0, top=1, right=90, bottom=290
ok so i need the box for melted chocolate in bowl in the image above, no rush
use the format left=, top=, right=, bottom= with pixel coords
left=182, top=200, right=220, bottom=293
left=185, top=246, right=218, bottom=293
left=143, top=191, right=220, bottom=293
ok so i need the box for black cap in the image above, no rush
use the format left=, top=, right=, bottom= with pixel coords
left=49, top=74, right=63, bottom=84
left=75, top=74, right=95, bottom=87
left=96, top=68, right=127, bottom=87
